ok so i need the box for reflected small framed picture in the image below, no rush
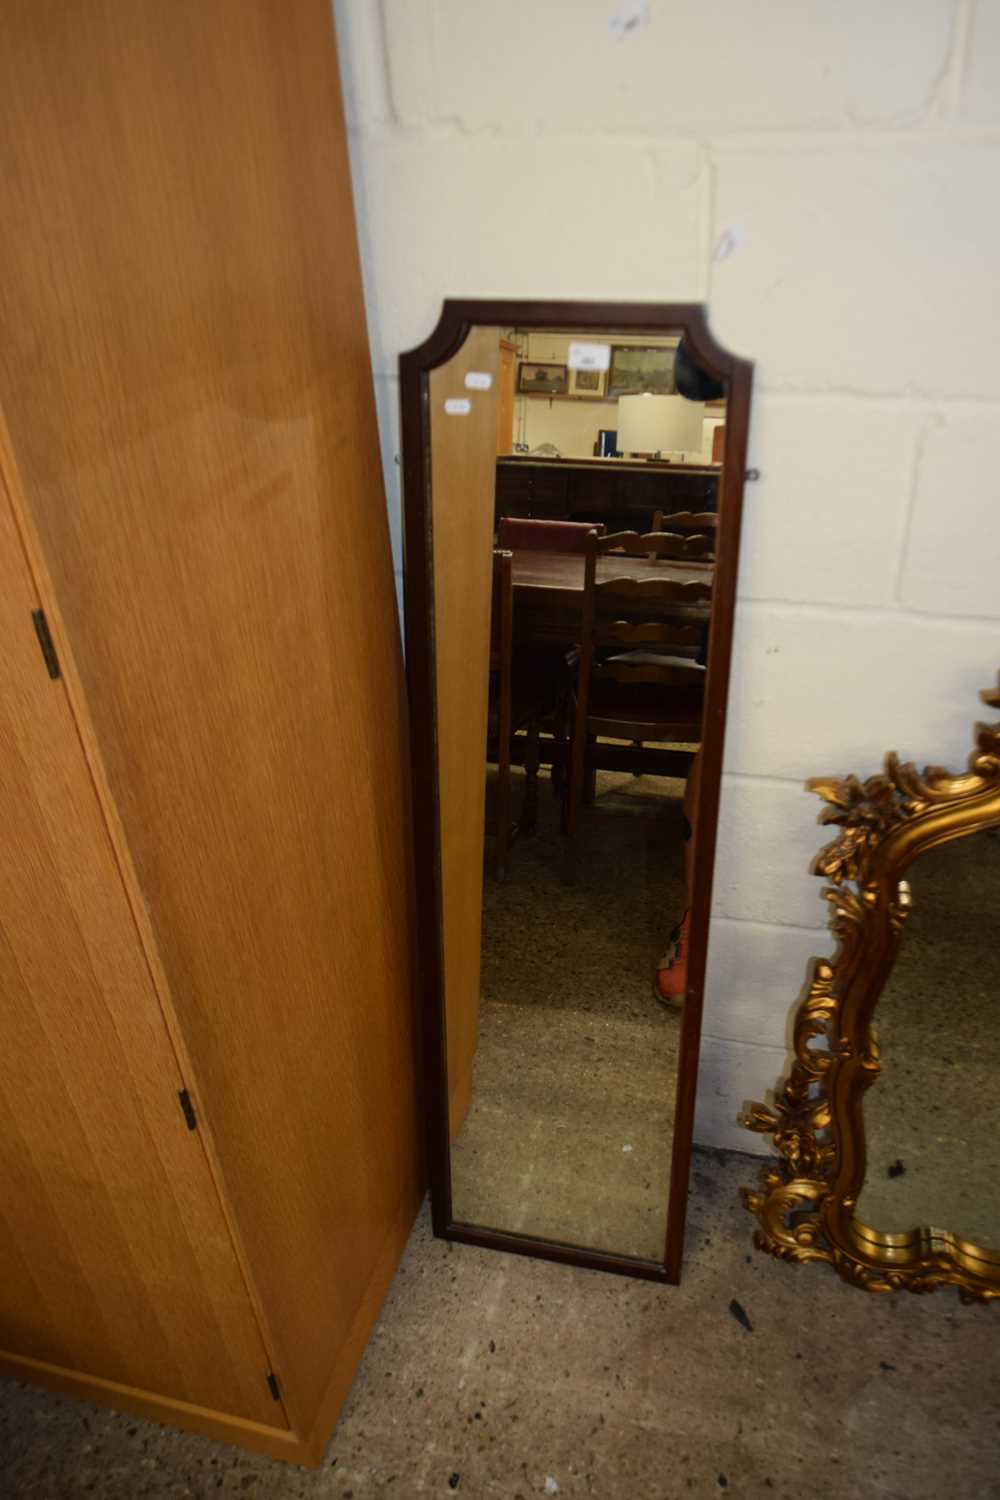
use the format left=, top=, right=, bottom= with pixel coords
left=517, top=361, right=568, bottom=396
left=608, top=344, right=676, bottom=398
left=567, top=367, right=608, bottom=398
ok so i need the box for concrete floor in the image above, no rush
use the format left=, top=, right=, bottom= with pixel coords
left=451, top=999, right=677, bottom=1259
left=2, top=1151, right=998, bottom=1499
left=454, top=768, right=687, bottom=1260
left=6, top=789, right=998, bottom=1496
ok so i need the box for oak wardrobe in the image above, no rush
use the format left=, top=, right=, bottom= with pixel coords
left=0, top=0, right=418, bottom=1466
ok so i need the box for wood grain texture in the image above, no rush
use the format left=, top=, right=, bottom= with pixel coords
left=0, top=0, right=421, bottom=1440
left=496, top=340, right=517, bottom=456
left=0, top=1352, right=299, bottom=1464
left=0, top=489, right=279, bottom=1426
left=428, top=328, right=501, bottom=1142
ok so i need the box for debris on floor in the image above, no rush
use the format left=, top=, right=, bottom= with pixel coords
left=729, top=1297, right=753, bottom=1333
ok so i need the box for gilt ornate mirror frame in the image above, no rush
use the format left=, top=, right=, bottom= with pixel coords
left=400, top=300, right=754, bottom=1282
left=743, top=674, right=1000, bottom=1302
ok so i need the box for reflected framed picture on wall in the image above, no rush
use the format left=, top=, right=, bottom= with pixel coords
left=517, top=361, right=568, bottom=395
left=567, top=367, right=608, bottom=398
left=608, top=345, right=676, bottom=398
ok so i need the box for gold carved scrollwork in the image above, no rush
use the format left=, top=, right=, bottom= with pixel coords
left=741, top=673, right=1000, bottom=1303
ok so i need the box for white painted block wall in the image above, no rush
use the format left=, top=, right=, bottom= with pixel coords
left=332, top=0, right=1000, bottom=1154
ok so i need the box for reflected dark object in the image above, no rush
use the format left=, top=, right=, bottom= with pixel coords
left=729, top=1298, right=753, bottom=1333
left=675, top=338, right=725, bottom=403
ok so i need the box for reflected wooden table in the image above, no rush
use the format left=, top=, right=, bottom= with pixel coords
left=510, top=548, right=714, bottom=647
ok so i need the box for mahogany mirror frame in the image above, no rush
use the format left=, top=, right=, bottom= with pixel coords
left=400, top=300, right=754, bottom=1282
left=743, top=673, right=1000, bottom=1303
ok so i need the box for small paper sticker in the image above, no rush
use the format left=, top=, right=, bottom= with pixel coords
left=568, top=341, right=611, bottom=372
left=443, top=398, right=472, bottom=415
left=465, top=371, right=492, bottom=390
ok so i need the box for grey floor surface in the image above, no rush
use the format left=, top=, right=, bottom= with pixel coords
left=2, top=1151, right=998, bottom=1500
left=451, top=999, right=677, bottom=1259
left=5, top=787, right=998, bottom=1496
left=454, top=767, right=686, bottom=1260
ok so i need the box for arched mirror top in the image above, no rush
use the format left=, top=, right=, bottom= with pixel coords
left=400, top=300, right=751, bottom=386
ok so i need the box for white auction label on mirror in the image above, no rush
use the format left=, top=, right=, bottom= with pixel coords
left=567, top=341, right=611, bottom=372
left=443, top=398, right=472, bottom=415
left=464, top=371, right=492, bottom=390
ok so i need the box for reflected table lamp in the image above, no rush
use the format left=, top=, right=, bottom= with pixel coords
left=616, top=394, right=704, bottom=461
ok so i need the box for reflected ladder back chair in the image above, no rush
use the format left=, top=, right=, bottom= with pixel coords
left=649, top=511, right=718, bottom=568
left=487, top=548, right=543, bottom=880
left=611, top=524, right=716, bottom=658
left=651, top=509, right=719, bottom=540
left=607, top=528, right=713, bottom=662
left=565, top=533, right=713, bottom=856
left=497, top=516, right=606, bottom=552
left=596, top=527, right=715, bottom=565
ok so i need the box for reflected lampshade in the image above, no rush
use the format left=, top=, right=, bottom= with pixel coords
left=615, top=394, right=704, bottom=459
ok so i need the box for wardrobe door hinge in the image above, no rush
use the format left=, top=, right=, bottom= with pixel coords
left=266, top=1371, right=281, bottom=1402
left=31, top=609, right=61, bottom=679
left=178, top=1089, right=198, bottom=1131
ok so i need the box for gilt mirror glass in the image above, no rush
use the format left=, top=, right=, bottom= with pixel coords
left=745, top=675, right=1000, bottom=1300
left=857, top=829, right=1000, bottom=1258
left=401, top=302, right=753, bottom=1280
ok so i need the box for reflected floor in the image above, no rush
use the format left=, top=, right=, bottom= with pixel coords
left=857, top=829, right=1000, bottom=1252
left=451, top=764, right=688, bottom=1262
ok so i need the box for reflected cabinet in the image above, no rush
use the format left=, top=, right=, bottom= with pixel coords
left=401, top=302, right=754, bottom=1281
left=745, top=674, right=1000, bottom=1302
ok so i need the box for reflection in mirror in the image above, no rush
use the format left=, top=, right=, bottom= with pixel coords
left=858, top=831, right=1000, bottom=1254
left=743, top=677, right=1000, bottom=1301
left=426, top=320, right=730, bottom=1263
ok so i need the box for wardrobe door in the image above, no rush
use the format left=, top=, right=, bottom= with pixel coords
left=0, top=489, right=282, bottom=1428
left=0, top=0, right=420, bottom=1438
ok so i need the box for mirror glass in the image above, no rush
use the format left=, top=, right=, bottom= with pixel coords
left=857, top=830, right=1000, bottom=1254
left=426, top=319, right=729, bottom=1264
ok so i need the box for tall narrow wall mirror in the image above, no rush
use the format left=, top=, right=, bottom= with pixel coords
left=401, top=302, right=753, bottom=1280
